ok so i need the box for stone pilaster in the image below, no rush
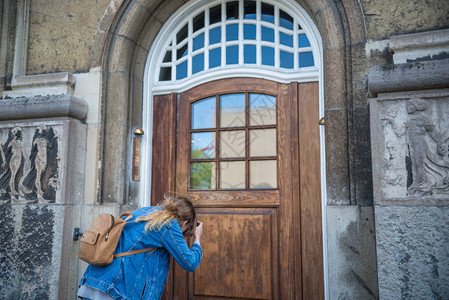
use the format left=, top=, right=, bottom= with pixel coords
left=369, top=29, right=449, bottom=299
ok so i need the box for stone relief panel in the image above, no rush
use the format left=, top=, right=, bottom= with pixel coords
left=379, top=97, right=449, bottom=198
left=0, top=124, right=61, bottom=203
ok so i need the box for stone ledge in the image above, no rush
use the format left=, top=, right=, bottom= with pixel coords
left=368, top=58, right=449, bottom=96
left=0, top=94, right=88, bottom=121
left=390, top=29, right=449, bottom=64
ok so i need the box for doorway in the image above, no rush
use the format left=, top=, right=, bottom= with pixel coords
left=151, top=78, right=323, bottom=299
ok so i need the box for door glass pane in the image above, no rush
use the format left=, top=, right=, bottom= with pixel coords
left=220, top=93, right=245, bottom=127
left=192, top=97, right=216, bottom=129
left=219, top=161, right=245, bottom=189
left=299, top=52, right=314, bottom=67
left=280, top=32, right=293, bottom=47
left=190, top=162, right=216, bottom=189
left=249, top=93, right=276, bottom=125
left=209, top=27, right=221, bottom=45
left=244, top=24, right=256, bottom=40
left=249, top=160, right=277, bottom=188
left=176, top=61, right=187, bottom=80
left=193, top=33, right=204, bottom=51
left=226, top=45, right=239, bottom=65
left=220, top=130, right=245, bottom=158
left=192, top=53, right=204, bottom=74
left=261, top=46, right=274, bottom=66
left=261, top=26, right=274, bottom=42
left=226, top=24, right=239, bottom=41
left=249, top=129, right=276, bottom=156
left=209, top=47, right=221, bottom=69
left=191, top=132, right=215, bottom=158
left=280, top=50, right=294, bottom=69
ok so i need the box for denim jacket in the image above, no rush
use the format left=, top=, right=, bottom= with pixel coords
left=79, top=207, right=203, bottom=299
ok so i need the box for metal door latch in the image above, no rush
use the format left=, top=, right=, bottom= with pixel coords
left=73, top=228, right=83, bottom=241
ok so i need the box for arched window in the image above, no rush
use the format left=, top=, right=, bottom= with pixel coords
left=148, top=0, right=321, bottom=94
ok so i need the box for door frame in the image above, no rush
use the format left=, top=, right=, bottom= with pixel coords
left=150, top=78, right=325, bottom=299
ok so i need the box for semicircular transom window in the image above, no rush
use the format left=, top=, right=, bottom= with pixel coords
left=157, top=0, right=315, bottom=83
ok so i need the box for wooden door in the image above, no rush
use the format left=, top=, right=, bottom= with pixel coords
left=151, top=78, right=323, bottom=299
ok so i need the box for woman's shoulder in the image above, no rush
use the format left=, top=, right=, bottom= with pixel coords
left=132, top=206, right=162, bottom=217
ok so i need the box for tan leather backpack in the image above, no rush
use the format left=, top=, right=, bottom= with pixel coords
left=78, top=211, right=156, bottom=266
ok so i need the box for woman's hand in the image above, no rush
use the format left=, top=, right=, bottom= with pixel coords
left=195, top=221, right=203, bottom=241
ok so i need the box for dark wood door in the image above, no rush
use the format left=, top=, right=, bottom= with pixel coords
left=151, top=78, right=323, bottom=299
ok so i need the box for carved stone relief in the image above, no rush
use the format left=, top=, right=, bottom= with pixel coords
left=379, top=97, right=449, bottom=198
left=0, top=125, right=60, bottom=203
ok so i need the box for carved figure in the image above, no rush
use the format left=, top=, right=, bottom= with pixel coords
left=0, top=128, right=24, bottom=199
left=406, top=99, right=449, bottom=196
left=0, top=140, right=5, bottom=170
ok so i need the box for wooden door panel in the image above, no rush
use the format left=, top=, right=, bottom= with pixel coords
left=191, top=207, right=278, bottom=299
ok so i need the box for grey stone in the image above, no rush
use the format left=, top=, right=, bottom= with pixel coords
left=368, top=59, right=449, bottom=97
left=375, top=205, right=449, bottom=300
left=327, top=205, right=378, bottom=299
left=0, top=94, right=88, bottom=121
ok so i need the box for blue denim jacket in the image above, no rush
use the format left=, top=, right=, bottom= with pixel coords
left=79, top=207, right=203, bottom=299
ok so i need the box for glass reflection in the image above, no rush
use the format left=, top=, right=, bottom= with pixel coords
left=249, top=160, right=277, bottom=188
left=249, top=93, right=276, bottom=125
left=244, top=0, right=256, bottom=19
left=209, top=27, right=221, bottom=45
left=177, top=44, right=187, bottom=60
left=249, top=129, right=276, bottom=156
left=299, top=52, right=314, bottom=67
left=280, top=32, right=293, bottom=47
left=244, top=24, right=256, bottom=40
left=226, top=45, right=239, bottom=65
left=210, top=5, right=221, bottom=24
left=192, top=97, right=216, bottom=129
left=191, top=132, right=215, bottom=158
left=209, top=47, right=221, bottom=69
left=280, top=50, right=294, bottom=69
left=261, top=3, right=274, bottom=23
left=177, top=24, right=188, bottom=44
left=176, top=61, right=187, bottom=80
left=226, top=24, right=239, bottom=41
left=220, top=130, right=245, bottom=158
left=220, top=161, right=245, bottom=189
left=244, top=45, right=256, bottom=64
left=159, top=67, right=171, bottom=81
left=261, top=46, right=274, bottom=66
left=279, top=10, right=293, bottom=30
left=299, top=34, right=311, bottom=48
left=261, top=26, right=274, bottom=42
left=193, top=34, right=204, bottom=51
left=220, top=93, right=245, bottom=127
left=193, top=12, right=204, bottom=32
left=192, top=53, right=204, bottom=74
left=163, top=51, right=171, bottom=63
left=226, top=1, right=239, bottom=20
left=190, top=162, right=216, bottom=189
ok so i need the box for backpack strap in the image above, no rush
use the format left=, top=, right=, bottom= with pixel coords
left=113, top=247, right=157, bottom=259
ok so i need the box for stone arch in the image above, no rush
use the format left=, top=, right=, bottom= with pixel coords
left=92, top=0, right=367, bottom=206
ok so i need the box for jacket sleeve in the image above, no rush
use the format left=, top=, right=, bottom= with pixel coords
left=161, top=221, right=203, bottom=272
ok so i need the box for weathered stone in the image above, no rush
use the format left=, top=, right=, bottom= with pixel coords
left=370, top=91, right=449, bottom=204
left=375, top=205, right=449, bottom=299
left=361, top=0, right=449, bottom=41
left=27, top=12, right=97, bottom=75
left=327, top=205, right=378, bottom=299
left=315, top=5, right=345, bottom=49
left=108, top=35, right=137, bottom=73
left=352, top=106, right=373, bottom=205
left=0, top=94, right=87, bottom=121
left=323, top=47, right=347, bottom=110
left=325, top=109, right=350, bottom=205
left=30, top=0, right=110, bottom=29
left=368, top=59, right=449, bottom=97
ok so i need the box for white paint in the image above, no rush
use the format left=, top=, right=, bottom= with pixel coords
left=365, top=39, right=389, bottom=58
left=143, top=0, right=328, bottom=298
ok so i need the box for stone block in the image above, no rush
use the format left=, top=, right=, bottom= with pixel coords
left=136, top=15, right=163, bottom=52
left=325, top=109, right=350, bottom=204
left=73, top=69, right=102, bottom=125
left=0, top=204, right=75, bottom=299
left=375, top=205, right=449, bottom=299
left=315, top=5, right=345, bottom=49
left=0, top=118, right=86, bottom=205
left=361, top=0, right=449, bottom=41
left=323, top=47, right=347, bottom=110
left=108, top=35, right=137, bottom=73
left=370, top=90, right=449, bottom=204
left=327, top=205, right=378, bottom=299
left=27, top=12, right=97, bottom=75
left=30, top=0, right=110, bottom=29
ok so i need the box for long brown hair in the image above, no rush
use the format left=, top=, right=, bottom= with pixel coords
left=136, top=195, right=197, bottom=237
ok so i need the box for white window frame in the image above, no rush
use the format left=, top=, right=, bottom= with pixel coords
left=142, top=0, right=328, bottom=298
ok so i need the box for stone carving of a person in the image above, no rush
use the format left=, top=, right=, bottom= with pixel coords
left=406, top=98, right=449, bottom=196
left=0, top=128, right=24, bottom=199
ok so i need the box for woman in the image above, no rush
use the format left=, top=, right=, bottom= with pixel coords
left=78, top=196, right=203, bottom=299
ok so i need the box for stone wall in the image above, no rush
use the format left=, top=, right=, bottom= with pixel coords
left=369, top=30, right=449, bottom=299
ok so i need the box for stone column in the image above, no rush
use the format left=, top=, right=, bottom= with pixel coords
left=369, top=29, right=449, bottom=299
left=0, top=73, right=87, bottom=299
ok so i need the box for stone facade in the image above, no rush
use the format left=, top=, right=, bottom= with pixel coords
left=0, top=0, right=448, bottom=299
